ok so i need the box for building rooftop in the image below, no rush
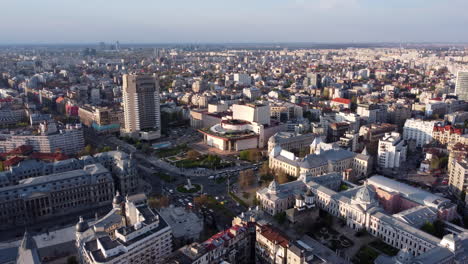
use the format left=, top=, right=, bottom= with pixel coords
left=367, top=175, right=453, bottom=210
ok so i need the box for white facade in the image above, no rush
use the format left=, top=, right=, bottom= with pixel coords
left=233, top=73, right=251, bottom=86
left=0, top=125, right=85, bottom=155
left=232, top=104, right=270, bottom=126
left=76, top=194, right=173, bottom=264
left=403, top=119, right=439, bottom=147
left=257, top=174, right=446, bottom=258
left=378, top=132, right=407, bottom=169
left=455, top=71, right=468, bottom=101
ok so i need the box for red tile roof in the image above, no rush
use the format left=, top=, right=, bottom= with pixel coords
left=258, top=225, right=289, bottom=248
left=331, top=98, right=351, bottom=104
left=4, top=156, right=24, bottom=167
left=433, top=125, right=463, bottom=135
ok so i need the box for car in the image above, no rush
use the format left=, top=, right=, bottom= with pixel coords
left=208, top=176, right=215, bottom=180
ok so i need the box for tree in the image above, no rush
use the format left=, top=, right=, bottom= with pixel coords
left=430, top=157, right=440, bottom=170
left=239, top=150, right=249, bottom=161
left=141, top=143, right=151, bottom=154
left=67, top=256, right=79, bottom=264
left=259, top=162, right=274, bottom=182
left=79, top=144, right=95, bottom=156
left=421, top=221, right=445, bottom=238
left=239, top=169, right=256, bottom=190
left=351, top=96, right=358, bottom=111
left=187, top=150, right=201, bottom=160
left=439, top=157, right=449, bottom=169
left=322, top=89, right=330, bottom=99
left=259, top=162, right=270, bottom=176
left=248, top=149, right=262, bottom=162
left=276, top=170, right=289, bottom=184
left=274, top=212, right=287, bottom=225
left=99, top=146, right=112, bottom=153
left=148, top=196, right=170, bottom=209
left=194, top=195, right=210, bottom=207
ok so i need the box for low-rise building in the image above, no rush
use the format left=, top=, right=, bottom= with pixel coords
left=269, top=139, right=371, bottom=179
left=76, top=193, right=173, bottom=264
left=78, top=105, right=122, bottom=134
left=432, top=124, right=465, bottom=145
left=256, top=224, right=289, bottom=264
left=257, top=174, right=457, bottom=258
left=159, top=205, right=203, bottom=247
left=0, top=163, right=114, bottom=228
left=267, top=132, right=315, bottom=153
left=0, top=150, right=138, bottom=195
left=0, top=122, right=85, bottom=155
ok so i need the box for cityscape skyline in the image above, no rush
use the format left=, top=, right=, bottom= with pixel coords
left=1, top=0, right=468, bottom=44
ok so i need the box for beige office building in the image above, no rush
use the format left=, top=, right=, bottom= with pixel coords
left=122, top=74, right=161, bottom=140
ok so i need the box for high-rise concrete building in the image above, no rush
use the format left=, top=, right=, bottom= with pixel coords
left=455, top=71, right=468, bottom=101
left=122, top=74, right=161, bottom=140
left=448, top=158, right=468, bottom=195
left=378, top=132, right=407, bottom=169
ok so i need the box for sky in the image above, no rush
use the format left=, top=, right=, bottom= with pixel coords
left=0, top=0, right=467, bottom=44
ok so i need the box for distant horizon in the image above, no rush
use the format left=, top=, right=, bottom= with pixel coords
left=1, top=0, right=467, bottom=44
left=0, top=41, right=467, bottom=47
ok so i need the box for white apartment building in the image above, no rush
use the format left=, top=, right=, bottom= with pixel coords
left=378, top=132, right=407, bottom=169
left=0, top=123, right=85, bottom=155
left=242, top=87, right=261, bottom=100
left=403, top=119, right=439, bottom=147
left=233, top=73, right=251, bottom=86
left=448, top=158, right=468, bottom=195
left=455, top=71, right=468, bottom=101
left=76, top=193, right=173, bottom=264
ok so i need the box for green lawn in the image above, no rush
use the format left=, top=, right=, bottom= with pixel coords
left=176, top=155, right=233, bottom=169
left=229, top=192, right=248, bottom=207
left=155, top=144, right=188, bottom=158
left=353, top=246, right=380, bottom=264
left=176, top=184, right=201, bottom=193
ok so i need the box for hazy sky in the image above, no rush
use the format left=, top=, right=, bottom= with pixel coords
left=1, top=0, right=467, bottom=44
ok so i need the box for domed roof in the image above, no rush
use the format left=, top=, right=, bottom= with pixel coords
left=76, top=216, right=89, bottom=233
left=295, top=194, right=304, bottom=200
left=268, top=180, right=280, bottom=192
left=113, top=191, right=124, bottom=205
left=395, top=248, right=414, bottom=264
left=354, top=184, right=376, bottom=204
